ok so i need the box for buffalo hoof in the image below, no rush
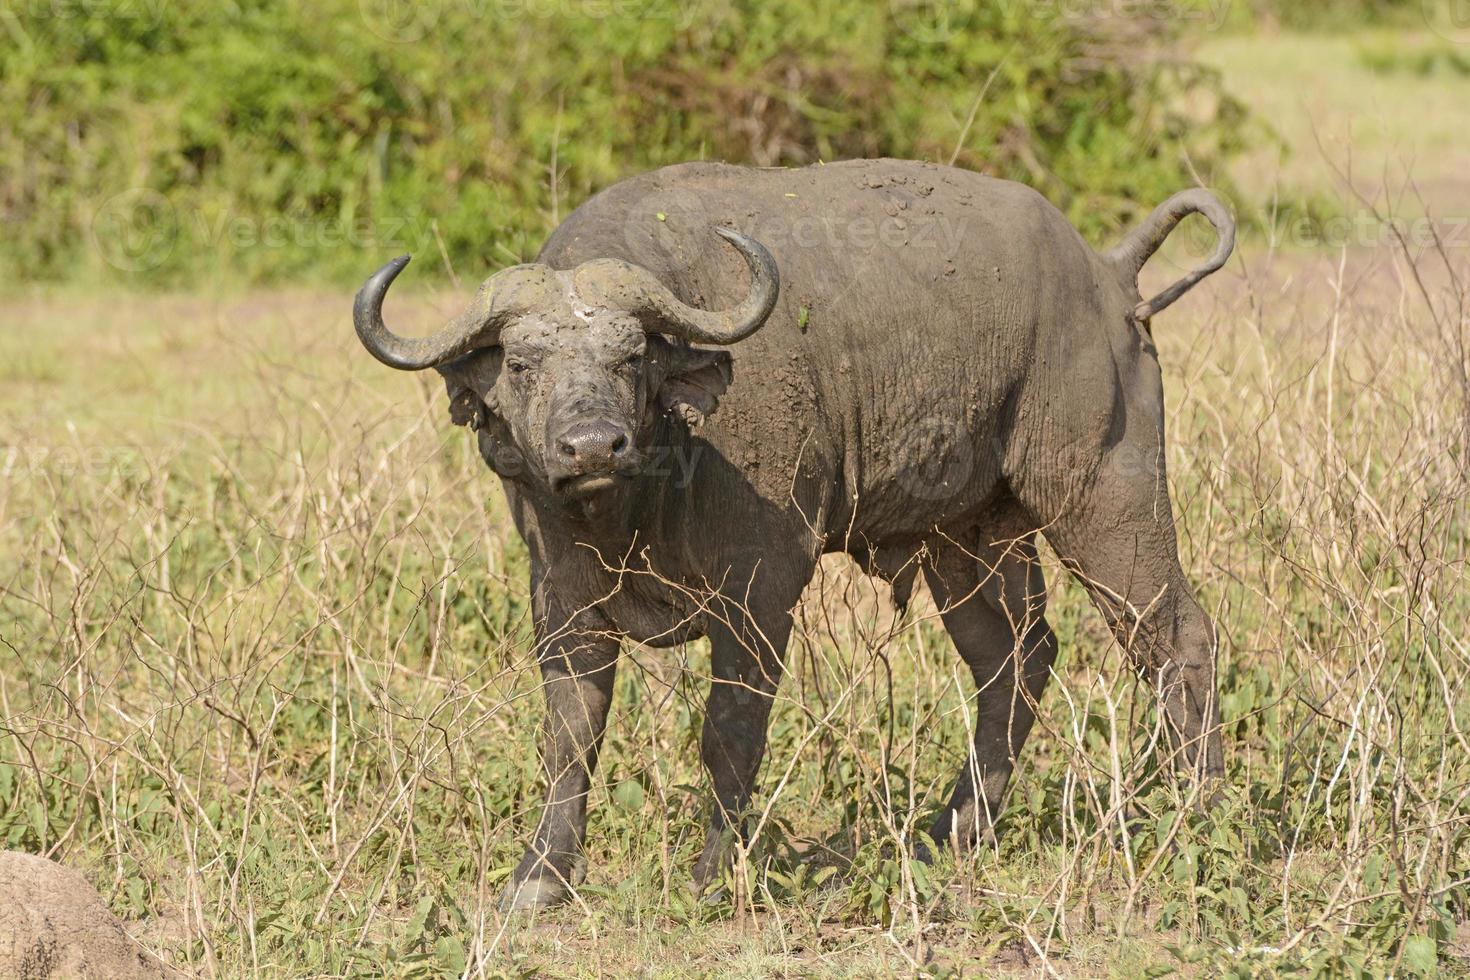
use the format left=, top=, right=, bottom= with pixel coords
left=501, top=850, right=585, bottom=912
left=499, top=874, right=572, bottom=912
left=922, top=819, right=998, bottom=861
left=692, top=831, right=736, bottom=894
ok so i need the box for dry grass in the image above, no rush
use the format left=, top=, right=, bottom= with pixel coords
left=2, top=227, right=1467, bottom=976
left=3, top=32, right=1470, bottom=976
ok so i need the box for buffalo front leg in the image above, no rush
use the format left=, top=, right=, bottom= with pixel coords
left=1039, top=459, right=1225, bottom=788
left=501, top=624, right=620, bottom=911
left=922, top=523, right=1058, bottom=852
left=691, top=607, right=793, bottom=891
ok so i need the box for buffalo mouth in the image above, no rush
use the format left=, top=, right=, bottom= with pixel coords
left=552, top=471, right=629, bottom=499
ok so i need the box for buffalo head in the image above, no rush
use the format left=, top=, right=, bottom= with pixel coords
left=353, top=228, right=778, bottom=500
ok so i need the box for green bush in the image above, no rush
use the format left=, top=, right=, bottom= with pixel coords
left=1236, top=0, right=1420, bottom=31
left=1358, top=35, right=1470, bottom=76
left=0, top=0, right=1246, bottom=286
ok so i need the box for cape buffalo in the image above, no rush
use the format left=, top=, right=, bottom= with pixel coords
left=352, top=159, right=1234, bottom=910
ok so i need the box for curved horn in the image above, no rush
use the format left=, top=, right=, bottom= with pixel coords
left=575, top=227, right=779, bottom=345
left=353, top=255, right=550, bottom=370
left=1104, top=189, right=1235, bottom=321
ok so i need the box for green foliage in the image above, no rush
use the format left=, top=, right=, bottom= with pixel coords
left=2, top=14, right=1467, bottom=979
left=1, top=262, right=1467, bottom=975
left=1358, top=35, right=1470, bottom=77
left=1202, top=0, right=1422, bottom=32
left=0, top=0, right=1245, bottom=286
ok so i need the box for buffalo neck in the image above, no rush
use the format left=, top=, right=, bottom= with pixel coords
left=513, top=410, right=699, bottom=564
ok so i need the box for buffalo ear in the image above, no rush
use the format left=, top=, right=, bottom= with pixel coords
left=437, top=351, right=527, bottom=479
left=651, top=337, right=732, bottom=427
left=446, top=386, right=486, bottom=428
left=437, top=349, right=502, bottom=430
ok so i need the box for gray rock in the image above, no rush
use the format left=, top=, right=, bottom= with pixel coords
left=0, top=851, right=164, bottom=979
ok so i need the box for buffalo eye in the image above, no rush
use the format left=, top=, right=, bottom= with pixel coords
left=506, top=358, right=532, bottom=378
left=622, top=351, right=644, bottom=371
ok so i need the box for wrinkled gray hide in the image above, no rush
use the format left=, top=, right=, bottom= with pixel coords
left=352, top=159, right=1234, bottom=910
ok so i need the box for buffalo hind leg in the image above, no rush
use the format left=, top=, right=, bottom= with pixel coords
left=1039, top=465, right=1225, bottom=788
left=692, top=605, right=793, bottom=891
left=922, top=522, right=1057, bottom=853
left=501, top=622, right=620, bottom=911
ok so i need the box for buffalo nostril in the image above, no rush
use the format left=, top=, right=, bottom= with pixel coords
left=553, top=421, right=632, bottom=471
